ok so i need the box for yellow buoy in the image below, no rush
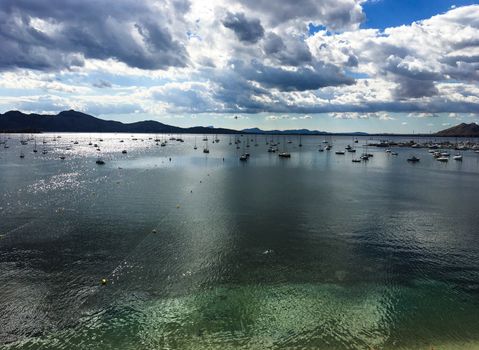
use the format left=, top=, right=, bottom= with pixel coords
left=101, top=278, right=108, bottom=286
left=152, top=229, right=157, bottom=234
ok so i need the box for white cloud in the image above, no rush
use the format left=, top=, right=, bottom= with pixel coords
left=0, top=1, right=478, bottom=121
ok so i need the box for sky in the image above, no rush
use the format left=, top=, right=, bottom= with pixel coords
left=0, top=0, right=479, bottom=133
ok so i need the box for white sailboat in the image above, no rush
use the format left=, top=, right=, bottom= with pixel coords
left=203, top=138, right=210, bottom=153
left=278, top=136, right=291, bottom=158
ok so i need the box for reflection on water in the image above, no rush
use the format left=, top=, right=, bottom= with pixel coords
left=1, top=133, right=479, bottom=349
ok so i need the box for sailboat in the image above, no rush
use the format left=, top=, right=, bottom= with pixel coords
left=33, top=138, right=38, bottom=153
left=240, top=141, right=248, bottom=161
left=360, top=141, right=372, bottom=160
left=298, top=134, right=302, bottom=147
left=194, top=136, right=198, bottom=150
left=437, top=156, right=449, bottom=162
left=278, top=136, right=291, bottom=158
left=203, top=138, right=210, bottom=153
left=407, top=155, right=420, bottom=162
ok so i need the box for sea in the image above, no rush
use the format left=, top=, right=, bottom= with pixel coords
left=1, top=133, right=479, bottom=349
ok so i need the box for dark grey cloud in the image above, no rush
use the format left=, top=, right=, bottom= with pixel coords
left=0, top=0, right=189, bottom=71
left=385, top=56, right=441, bottom=81
left=346, top=54, right=358, bottom=67
left=235, top=60, right=354, bottom=91
left=383, top=56, right=441, bottom=99
left=93, top=80, right=112, bottom=88
left=235, top=0, right=364, bottom=31
left=263, top=33, right=312, bottom=66
left=393, top=77, right=439, bottom=99
left=345, top=49, right=442, bottom=99
left=263, top=33, right=285, bottom=54
left=214, top=74, right=271, bottom=113
left=152, top=85, right=215, bottom=113
left=186, top=66, right=274, bottom=113
left=442, top=54, right=479, bottom=66
left=441, top=55, right=479, bottom=81
left=222, top=12, right=265, bottom=44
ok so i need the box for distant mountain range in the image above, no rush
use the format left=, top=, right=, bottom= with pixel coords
left=435, top=123, right=479, bottom=137
left=2, top=110, right=476, bottom=137
left=242, top=127, right=369, bottom=136
left=0, top=110, right=367, bottom=135
left=0, top=110, right=239, bottom=134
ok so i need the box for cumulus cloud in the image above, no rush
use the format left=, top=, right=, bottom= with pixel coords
left=235, top=0, right=365, bottom=31
left=0, top=0, right=189, bottom=71
left=222, top=12, right=265, bottom=43
left=1, top=1, right=479, bottom=120
left=150, top=82, right=219, bottom=113
left=262, top=33, right=312, bottom=66
left=306, top=4, right=479, bottom=112
left=235, top=60, right=354, bottom=91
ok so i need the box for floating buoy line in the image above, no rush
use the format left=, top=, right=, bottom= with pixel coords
left=92, top=167, right=218, bottom=293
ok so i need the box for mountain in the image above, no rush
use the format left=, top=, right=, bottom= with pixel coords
left=435, top=123, right=479, bottom=137
left=241, top=128, right=369, bottom=136
left=242, top=128, right=328, bottom=135
left=0, top=110, right=240, bottom=134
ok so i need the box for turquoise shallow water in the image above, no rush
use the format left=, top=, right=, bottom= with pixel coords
left=1, top=133, right=479, bottom=349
